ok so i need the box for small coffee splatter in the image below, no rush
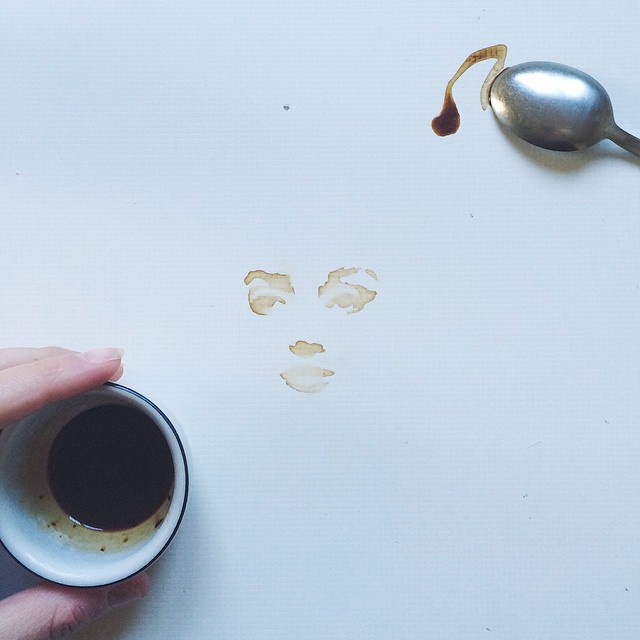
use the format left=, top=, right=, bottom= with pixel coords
left=283, top=104, right=290, bottom=111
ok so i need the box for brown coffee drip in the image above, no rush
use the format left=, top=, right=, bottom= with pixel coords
left=432, top=44, right=508, bottom=137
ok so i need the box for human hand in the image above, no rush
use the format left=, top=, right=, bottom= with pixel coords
left=0, top=347, right=150, bottom=640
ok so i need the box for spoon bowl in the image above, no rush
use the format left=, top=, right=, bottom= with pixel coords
left=489, top=61, right=640, bottom=156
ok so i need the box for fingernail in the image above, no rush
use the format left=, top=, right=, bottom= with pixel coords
left=80, top=348, right=125, bottom=364
left=107, top=579, right=148, bottom=608
left=109, top=365, right=124, bottom=382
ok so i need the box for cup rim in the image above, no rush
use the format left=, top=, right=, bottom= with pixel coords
left=0, top=382, right=189, bottom=588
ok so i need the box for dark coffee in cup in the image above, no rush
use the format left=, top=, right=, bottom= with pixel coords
left=48, top=405, right=174, bottom=532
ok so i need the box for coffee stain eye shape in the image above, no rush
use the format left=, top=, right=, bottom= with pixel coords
left=244, top=270, right=295, bottom=316
left=247, top=292, right=287, bottom=316
left=322, top=285, right=376, bottom=314
left=318, top=267, right=377, bottom=314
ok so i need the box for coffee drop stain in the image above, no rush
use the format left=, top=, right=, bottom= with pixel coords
left=432, top=44, right=508, bottom=137
left=364, top=269, right=378, bottom=281
left=318, top=267, right=377, bottom=314
left=280, top=365, right=335, bottom=393
left=244, top=270, right=295, bottom=315
left=289, top=340, right=325, bottom=358
left=432, top=92, right=460, bottom=137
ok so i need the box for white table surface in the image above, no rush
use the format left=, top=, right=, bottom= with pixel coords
left=2, top=1, right=640, bottom=638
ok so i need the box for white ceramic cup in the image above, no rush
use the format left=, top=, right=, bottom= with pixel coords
left=0, top=383, right=189, bottom=587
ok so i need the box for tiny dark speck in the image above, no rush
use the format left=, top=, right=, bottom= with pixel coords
left=283, top=105, right=290, bottom=111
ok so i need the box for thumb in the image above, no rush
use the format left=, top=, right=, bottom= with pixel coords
left=0, top=573, right=150, bottom=640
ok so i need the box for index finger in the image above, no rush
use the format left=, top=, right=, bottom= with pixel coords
left=0, top=347, right=77, bottom=372
left=0, top=349, right=125, bottom=429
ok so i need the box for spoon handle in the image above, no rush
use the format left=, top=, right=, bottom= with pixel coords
left=607, top=124, right=640, bottom=157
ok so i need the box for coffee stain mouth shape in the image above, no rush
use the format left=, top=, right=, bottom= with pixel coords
left=280, top=340, right=334, bottom=393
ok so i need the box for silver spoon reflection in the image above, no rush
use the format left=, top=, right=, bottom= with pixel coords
left=432, top=45, right=640, bottom=157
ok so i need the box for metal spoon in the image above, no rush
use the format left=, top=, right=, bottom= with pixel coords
left=489, top=60, right=640, bottom=156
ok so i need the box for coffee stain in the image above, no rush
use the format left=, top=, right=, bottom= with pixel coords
left=282, top=341, right=332, bottom=392
left=280, top=365, right=335, bottom=393
left=318, top=267, right=377, bottom=314
left=244, top=270, right=295, bottom=316
left=432, top=44, right=508, bottom=137
left=289, top=340, right=325, bottom=358
left=244, top=268, right=378, bottom=392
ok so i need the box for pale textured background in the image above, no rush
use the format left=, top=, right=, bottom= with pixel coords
left=1, top=1, right=640, bottom=638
